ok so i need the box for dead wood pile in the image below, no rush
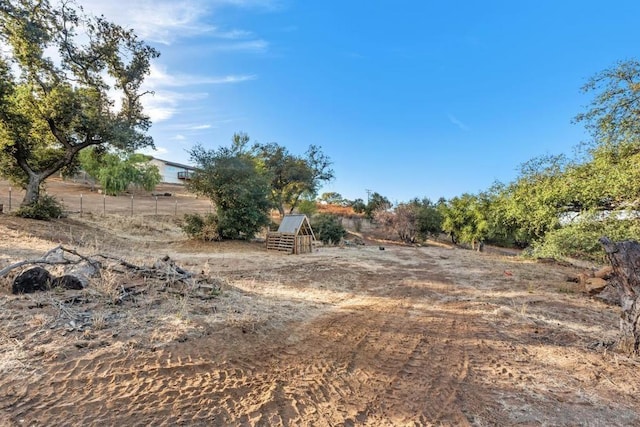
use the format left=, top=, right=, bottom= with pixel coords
left=1, top=245, right=221, bottom=303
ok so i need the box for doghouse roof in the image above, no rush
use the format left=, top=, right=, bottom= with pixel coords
left=277, top=214, right=315, bottom=239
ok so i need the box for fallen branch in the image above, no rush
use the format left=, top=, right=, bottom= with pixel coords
left=92, top=253, right=147, bottom=271
left=48, top=295, right=80, bottom=321
left=0, top=245, right=101, bottom=278
left=4, top=246, right=215, bottom=299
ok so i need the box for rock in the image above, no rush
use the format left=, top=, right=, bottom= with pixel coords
left=12, top=267, right=53, bottom=294
left=63, top=261, right=98, bottom=287
left=576, top=272, right=592, bottom=287
left=594, top=283, right=621, bottom=305
left=594, top=265, right=613, bottom=280
left=54, top=275, right=84, bottom=290
left=585, top=277, right=608, bottom=294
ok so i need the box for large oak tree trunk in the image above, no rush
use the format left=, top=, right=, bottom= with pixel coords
left=599, top=237, right=640, bottom=354
left=22, top=174, right=43, bottom=206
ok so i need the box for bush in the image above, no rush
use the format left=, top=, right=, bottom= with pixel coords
left=181, top=213, right=220, bottom=241
left=532, top=215, right=640, bottom=262
left=296, top=199, right=317, bottom=217
left=312, top=214, right=346, bottom=244
left=16, top=194, right=65, bottom=220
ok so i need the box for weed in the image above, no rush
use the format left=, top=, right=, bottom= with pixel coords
left=91, top=311, right=108, bottom=330
left=93, top=269, right=122, bottom=303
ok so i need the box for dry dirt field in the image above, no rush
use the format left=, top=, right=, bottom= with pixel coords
left=1, top=184, right=639, bottom=426
left=0, top=177, right=214, bottom=217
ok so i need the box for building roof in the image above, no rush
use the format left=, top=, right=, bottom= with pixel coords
left=151, top=157, right=196, bottom=171
left=277, top=214, right=315, bottom=239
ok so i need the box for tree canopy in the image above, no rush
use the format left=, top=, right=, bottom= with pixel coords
left=78, top=148, right=161, bottom=196
left=252, top=142, right=334, bottom=216
left=0, top=0, right=158, bottom=206
left=365, top=192, right=391, bottom=219
left=574, top=59, right=640, bottom=146
left=433, top=60, right=640, bottom=258
left=187, top=136, right=271, bottom=240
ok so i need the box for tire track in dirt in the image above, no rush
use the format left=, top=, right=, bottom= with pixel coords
left=0, top=298, right=490, bottom=425
left=0, top=245, right=505, bottom=426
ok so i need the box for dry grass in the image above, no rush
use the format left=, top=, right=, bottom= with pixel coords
left=0, top=336, right=29, bottom=375
left=91, top=311, right=108, bottom=330
left=316, top=203, right=362, bottom=217
left=91, top=269, right=123, bottom=303
left=2, top=198, right=640, bottom=426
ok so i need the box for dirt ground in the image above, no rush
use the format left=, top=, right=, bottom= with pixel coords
left=1, top=188, right=640, bottom=425
left=0, top=177, right=214, bottom=217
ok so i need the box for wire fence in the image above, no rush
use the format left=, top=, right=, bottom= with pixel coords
left=0, top=185, right=214, bottom=218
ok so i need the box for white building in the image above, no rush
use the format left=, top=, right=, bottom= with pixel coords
left=149, top=158, right=196, bottom=185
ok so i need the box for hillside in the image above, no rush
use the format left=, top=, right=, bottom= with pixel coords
left=0, top=184, right=639, bottom=425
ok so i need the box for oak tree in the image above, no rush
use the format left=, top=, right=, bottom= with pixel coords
left=0, top=0, right=158, bottom=206
left=253, top=142, right=334, bottom=216
left=187, top=137, right=271, bottom=240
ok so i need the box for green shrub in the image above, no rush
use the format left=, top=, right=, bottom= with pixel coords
left=181, top=213, right=220, bottom=241
left=532, top=215, right=640, bottom=262
left=16, top=194, right=65, bottom=220
left=296, top=199, right=317, bottom=217
left=312, top=214, right=346, bottom=244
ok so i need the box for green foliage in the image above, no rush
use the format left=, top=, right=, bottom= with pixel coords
left=0, top=0, right=158, bottom=205
left=498, top=155, right=568, bottom=243
left=312, top=214, right=346, bottom=244
left=79, top=148, right=161, bottom=195
left=532, top=215, right=640, bottom=262
left=188, top=135, right=271, bottom=240
left=479, top=60, right=640, bottom=257
left=365, top=192, right=391, bottom=219
left=253, top=142, right=334, bottom=216
left=575, top=60, right=640, bottom=146
left=296, top=198, right=318, bottom=217
left=564, top=141, right=640, bottom=211
left=440, top=193, right=490, bottom=248
left=319, top=192, right=345, bottom=204
left=350, top=198, right=366, bottom=214
left=15, top=194, right=64, bottom=220
left=412, top=198, right=444, bottom=239
left=181, top=213, right=220, bottom=241
left=372, top=198, right=443, bottom=244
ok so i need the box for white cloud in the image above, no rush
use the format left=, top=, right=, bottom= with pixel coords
left=448, top=114, right=469, bottom=131
left=71, top=0, right=275, bottom=128
left=140, top=146, right=169, bottom=156
left=208, top=40, right=269, bottom=52
left=77, top=0, right=277, bottom=45
left=140, top=90, right=209, bottom=123
left=170, top=123, right=216, bottom=131
left=78, top=0, right=211, bottom=44
left=144, top=64, right=256, bottom=88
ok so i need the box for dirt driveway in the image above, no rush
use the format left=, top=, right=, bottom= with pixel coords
left=0, top=215, right=638, bottom=426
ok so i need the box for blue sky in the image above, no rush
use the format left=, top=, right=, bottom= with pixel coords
left=78, top=0, right=640, bottom=203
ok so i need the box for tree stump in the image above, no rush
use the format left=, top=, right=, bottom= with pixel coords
left=12, top=267, right=53, bottom=294
left=599, top=237, right=640, bottom=354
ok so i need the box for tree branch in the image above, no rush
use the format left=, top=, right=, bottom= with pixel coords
left=0, top=245, right=101, bottom=277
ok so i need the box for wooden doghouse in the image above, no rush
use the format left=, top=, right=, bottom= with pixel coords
left=266, top=214, right=315, bottom=254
